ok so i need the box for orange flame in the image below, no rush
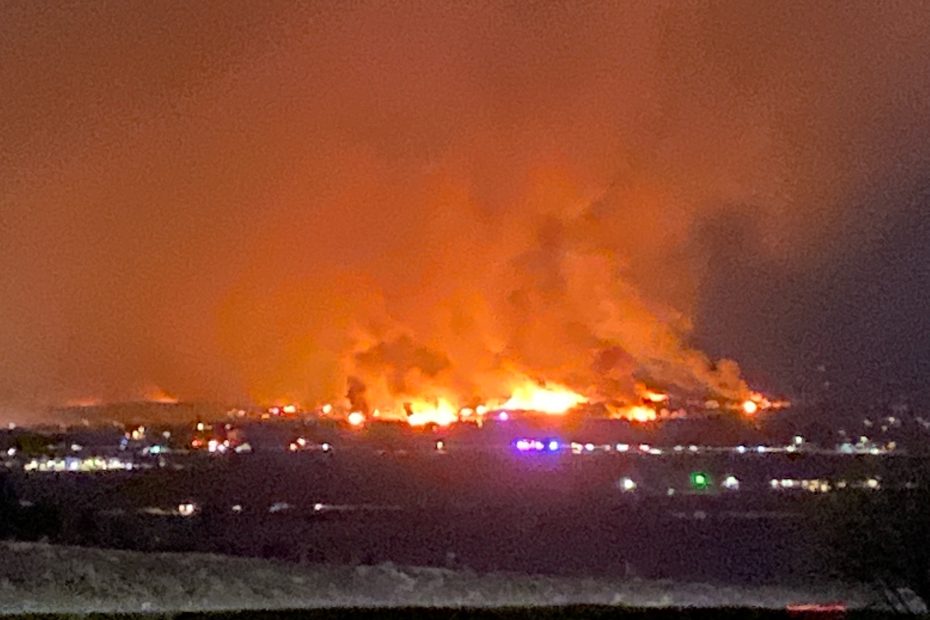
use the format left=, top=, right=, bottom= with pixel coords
left=498, top=381, right=587, bottom=414
left=406, top=398, right=458, bottom=427
left=611, top=404, right=657, bottom=423
left=144, top=386, right=178, bottom=404
left=640, top=389, right=668, bottom=404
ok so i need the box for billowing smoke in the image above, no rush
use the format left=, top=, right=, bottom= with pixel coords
left=2, top=2, right=930, bottom=417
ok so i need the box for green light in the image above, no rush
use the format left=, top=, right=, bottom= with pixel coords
left=690, top=471, right=710, bottom=489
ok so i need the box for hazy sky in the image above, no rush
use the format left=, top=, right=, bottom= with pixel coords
left=2, top=1, right=929, bottom=414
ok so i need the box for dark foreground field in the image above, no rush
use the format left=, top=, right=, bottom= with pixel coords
left=7, top=449, right=929, bottom=590
left=1, top=608, right=910, bottom=620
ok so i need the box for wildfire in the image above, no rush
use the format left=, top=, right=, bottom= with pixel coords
left=499, top=381, right=587, bottom=414
left=611, top=405, right=658, bottom=423
left=327, top=377, right=780, bottom=429
left=406, top=398, right=458, bottom=427
left=144, top=386, right=178, bottom=405
left=65, top=397, right=102, bottom=408
left=740, top=391, right=775, bottom=416
left=640, top=389, right=669, bottom=404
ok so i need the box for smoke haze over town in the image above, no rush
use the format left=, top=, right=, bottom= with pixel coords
left=2, top=2, right=930, bottom=419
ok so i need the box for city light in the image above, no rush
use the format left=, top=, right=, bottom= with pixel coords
left=515, top=439, right=546, bottom=452
left=690, top=471, right=710, bottom=490
left=347, top=411, right=366, bottom=427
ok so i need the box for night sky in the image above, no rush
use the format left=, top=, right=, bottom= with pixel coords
left=2, top=2, right=929, bottom=417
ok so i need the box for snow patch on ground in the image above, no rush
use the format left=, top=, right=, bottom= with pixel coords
left=0, top=542, right=900, bottom=613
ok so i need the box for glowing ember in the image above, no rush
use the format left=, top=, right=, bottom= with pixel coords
left=500, top=381, right=587, bottom=414
left=347, top=411, right=366, bottom=427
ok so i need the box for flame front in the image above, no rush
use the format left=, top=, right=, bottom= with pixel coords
left=406, top=398, right=458, bottom=427
left=611, top=404, right=658, bottom=423
left=498, top=381, right=587, bottom=415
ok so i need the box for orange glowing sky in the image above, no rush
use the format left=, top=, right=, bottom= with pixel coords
left=2, top=2, right=930, bottom=419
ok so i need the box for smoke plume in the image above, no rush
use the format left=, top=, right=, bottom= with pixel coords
left=2, top=2, right=930, bottom=417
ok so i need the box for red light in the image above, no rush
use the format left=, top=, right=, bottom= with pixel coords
left=787, top=602, right=846, bottom=616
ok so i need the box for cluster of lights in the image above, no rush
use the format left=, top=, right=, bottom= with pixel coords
left=514, top=438, right=560, bottom=452
left=267, top=404, right=300, bottom=416
left=831, top=478, right=881, bottom=491
left=207, top=439, right=229, bottom=454
left=24, top=456, right=141, bottom=473
left=566, top=442, right=662, bottom=455
left=288, top=437, right=332, bottom=453
left=191, top=436, right=251, bottom=454
left=770, top=478, right=832, bottom=493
